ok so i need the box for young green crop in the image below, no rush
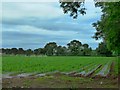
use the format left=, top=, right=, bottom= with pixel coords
left=2, top=56, right=118, bottom=77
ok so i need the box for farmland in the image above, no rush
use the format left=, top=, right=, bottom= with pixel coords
left=2, top=56, right=118, bottom=76
left=2, top=56, right=119, bottom=88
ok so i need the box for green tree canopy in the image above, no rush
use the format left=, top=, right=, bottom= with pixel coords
left=60, top=1, right=120, bottom=55
left=67, top=40, right=82, bottom=55
left=44, top=42, right=58, bottom=56
left=96, top=42, right=112, bottom=56
left=60, top=1, right=86, bottom=19
left=92, top=2, right=120, bottom=55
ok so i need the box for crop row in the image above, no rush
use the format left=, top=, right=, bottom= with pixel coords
left=2, top=56, right=118, bottom=78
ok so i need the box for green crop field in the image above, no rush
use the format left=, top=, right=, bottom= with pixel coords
left=2, top=56, right=118, bottom=77
left=2, top=56, right=119, bottom=88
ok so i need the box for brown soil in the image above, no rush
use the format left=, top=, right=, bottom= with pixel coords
left=2, top=73, right=119, bottom=89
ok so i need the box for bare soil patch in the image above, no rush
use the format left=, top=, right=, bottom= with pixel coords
left=2, top=72, right=118, bottom=88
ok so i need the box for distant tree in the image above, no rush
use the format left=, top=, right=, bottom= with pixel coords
left=56, top=46, right=67, bottom=56
left=39, top=48, right=46, bottom=55
left=34, top=49, right=39, bottom=55
left=83, top=44, right=89, bottom=48
left=1, top=41, right=94, bottom=56
left=34, top=48, right=46, bottom=55
left=44, top=42, right=57, bottom=56
left=91, top=50, right=97, bottom=56
left=0, top=48, right=2, bottom=54
left=26, top=49, right=33, bottom=56
left=3, top=48, right=10, bottom=54
left=82, top=44, right=92, bottom=56
left=1, top=48, right=5, bottom=54
left=96, top=42, right=112, bottom=57
left=18, top=48, right=25, bottom=55
left=67, top=40, right=82, bottom=56
left=11, top=48, right=18, bottom=55
left=62, top=46, right=68, bottom=55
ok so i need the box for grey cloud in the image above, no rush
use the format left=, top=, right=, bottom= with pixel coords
left=2, top=30, right=99, bottom=49
left=2, top=2, right=102, bottom=49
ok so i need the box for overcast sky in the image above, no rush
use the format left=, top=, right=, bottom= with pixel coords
left=1, top=2, right=102, bottom=50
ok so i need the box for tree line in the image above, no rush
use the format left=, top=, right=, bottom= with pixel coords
left=60, top=1, right=120, bottom=56
left=1, top=40, right=114, bottom=57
